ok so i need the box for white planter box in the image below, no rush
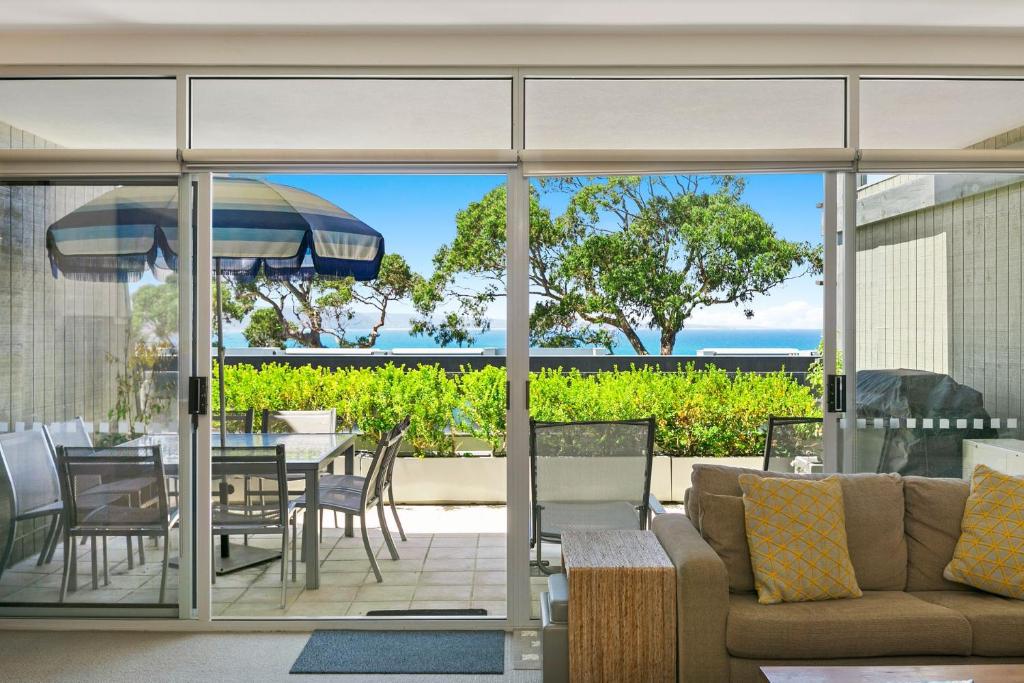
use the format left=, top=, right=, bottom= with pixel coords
left=356, top=454, right=507, bottom=505
left=354, top=452, right=758, bottom=505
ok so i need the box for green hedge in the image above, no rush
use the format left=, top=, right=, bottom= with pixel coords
left=213, top=362, right=820, bottom=458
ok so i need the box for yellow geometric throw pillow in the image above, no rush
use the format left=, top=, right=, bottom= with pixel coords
left=739, top=474, right=862, bottom=605
left=944, top=464, right=1024, bottom=599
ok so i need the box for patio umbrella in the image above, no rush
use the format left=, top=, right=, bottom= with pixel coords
left=46, top=176, right=385, bottom=440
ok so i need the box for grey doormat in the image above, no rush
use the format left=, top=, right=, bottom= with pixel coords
left=290, top=629, right=505, bottom=674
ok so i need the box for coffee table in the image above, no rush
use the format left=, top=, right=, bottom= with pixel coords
left=762, top=664, right=1024, bottom=683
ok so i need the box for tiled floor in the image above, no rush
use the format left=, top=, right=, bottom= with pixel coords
left=0, top=505, right=562, bottom=619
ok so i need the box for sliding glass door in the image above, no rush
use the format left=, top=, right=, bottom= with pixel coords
left=0, top=178, right=192, bottom=615
left=838, top=171, right=1024, bottom=477
left=200, top=172, right=509, bottom=620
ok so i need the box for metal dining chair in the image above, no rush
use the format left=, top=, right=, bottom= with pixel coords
left=212, top=445, right=299, bottom=608
left=56, top=445, right=177, bottom=603
left=262, top=409, right=336, bottom=434
left=250, top=409, right=337, bottom=535
left=319, top=416, right=411, bottom=542
left=44, top=420, right=154, bottom=572
left=213, top=409, right=255, bottom=435
left=529, top=418, right=660, bottom=575
left=293, top=421, right=407, bottom=583
left=0, top=429, right=66, bottom=583
left=762, top=416, right=824, bottom=473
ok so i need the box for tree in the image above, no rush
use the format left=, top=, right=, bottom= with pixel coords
left=221, top=253, right=420, bottom=348
left=414, top=176, right=822, bottom=355
left=131, top=274, right=179, bottom=344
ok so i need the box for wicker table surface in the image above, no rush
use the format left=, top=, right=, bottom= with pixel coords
left=561, top=529, right=676, bottom=683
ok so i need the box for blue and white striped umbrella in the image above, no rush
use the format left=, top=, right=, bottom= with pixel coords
left=46, top=176, right=385, bottom=282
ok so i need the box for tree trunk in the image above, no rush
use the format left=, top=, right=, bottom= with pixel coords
left=618, top=324, right=649, bottom=355
left=660, top=328, right=678, bottom=356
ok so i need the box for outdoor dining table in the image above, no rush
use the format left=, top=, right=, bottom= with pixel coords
left=127, top=432, right=357, bottom=590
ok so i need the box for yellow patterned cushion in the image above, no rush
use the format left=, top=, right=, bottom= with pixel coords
left=944, top=464, right=1024, bottom=599
left=739, top=474, right=862, bottom=605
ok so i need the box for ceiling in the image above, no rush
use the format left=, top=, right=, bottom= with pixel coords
left=4, top=0, right=1024, bottom=34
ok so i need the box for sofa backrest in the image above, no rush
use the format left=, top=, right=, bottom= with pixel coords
left=903, top=476, right=972, bottom=591
left=687, top=464, right=908, bottom=591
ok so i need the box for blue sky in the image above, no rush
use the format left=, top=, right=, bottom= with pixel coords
left=262, top=172, right=825, bottom=331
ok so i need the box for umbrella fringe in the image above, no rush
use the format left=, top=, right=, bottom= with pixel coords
left=48, top=252, right=150, bottom=283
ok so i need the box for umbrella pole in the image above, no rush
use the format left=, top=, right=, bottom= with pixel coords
left=215, top=257, right=227, bottom=445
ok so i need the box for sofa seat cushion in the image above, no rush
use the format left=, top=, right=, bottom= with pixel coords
left=726, top=591, right=972, bottom=659
left=912, top=590, right=1024, bottom=656
left=688, top=465, right=907, bottom=590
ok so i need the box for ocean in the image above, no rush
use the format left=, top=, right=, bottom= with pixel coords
left=221, top=328, right=822, bottom=355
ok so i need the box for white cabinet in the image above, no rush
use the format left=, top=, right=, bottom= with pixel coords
left=962, top=439, right=1024, bottom=479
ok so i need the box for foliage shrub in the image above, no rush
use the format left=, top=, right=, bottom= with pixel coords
left=214, top=361, right=819, bottom=457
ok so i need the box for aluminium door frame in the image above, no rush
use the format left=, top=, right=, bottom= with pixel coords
left=7, top=64, right=1024, bottom=630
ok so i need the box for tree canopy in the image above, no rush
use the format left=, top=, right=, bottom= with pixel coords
left=413, top=175, right=822, bottom=355
left=220, top=253, right=420, bottom=349
left=130, top=273, right=179, bottom=344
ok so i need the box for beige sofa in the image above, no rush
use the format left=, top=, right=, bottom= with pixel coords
left=652, top=464, right=1024, bottom=682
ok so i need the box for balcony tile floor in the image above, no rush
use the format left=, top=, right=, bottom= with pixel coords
left=0, top=505, right=562, bottom=619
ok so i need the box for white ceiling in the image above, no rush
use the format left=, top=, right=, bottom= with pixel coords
left=3, top=0, right=1024, bottom=33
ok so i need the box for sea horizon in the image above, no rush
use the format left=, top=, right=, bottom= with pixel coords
left=222, top=327, right=823, bottom=356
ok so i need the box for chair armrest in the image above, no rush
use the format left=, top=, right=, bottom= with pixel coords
left=652, top=513, right=730, bottom=683
left=647, top=493, right=666, bottom=516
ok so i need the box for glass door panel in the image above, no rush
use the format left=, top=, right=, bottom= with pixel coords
left=205, top=173, right=508, bottom=619
left=844, top=172, right=1024, bottom=477
left=0, top=179, right=185, bottom=611
left=523, top=173, right=826, bottom=617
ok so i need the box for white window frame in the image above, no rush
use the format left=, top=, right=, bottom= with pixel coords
left=2, top=64, right=1024, bottom=631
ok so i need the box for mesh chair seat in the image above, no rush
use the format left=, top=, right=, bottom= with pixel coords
left=80, top=476, right=157, bottom=498
left=80, top=505, right=179, bottom=531
left=19, top=499, right=64, bottom=520
left=293, top=487, right=363, bottom=515
left=212, top=500, right=297, bottom=532
left=318, top=473, right=363, bottom=491
left=533, top=501, right=642, bottom=542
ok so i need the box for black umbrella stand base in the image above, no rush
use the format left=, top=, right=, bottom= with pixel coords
left=215, top=543, right=281, bottom=575
left=167, top=543, right=282, bottom=574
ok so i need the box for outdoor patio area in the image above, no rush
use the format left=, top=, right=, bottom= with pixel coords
left=0, top=505, right=562, bottom=618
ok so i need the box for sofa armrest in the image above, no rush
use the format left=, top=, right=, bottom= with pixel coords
left=652, top=513, right=730, bottom=683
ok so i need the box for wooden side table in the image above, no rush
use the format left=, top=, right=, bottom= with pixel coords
left=561, top=529, right=676, bottom=683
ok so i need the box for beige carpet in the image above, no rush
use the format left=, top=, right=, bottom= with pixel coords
left=0, top=630, right=542, bottom=683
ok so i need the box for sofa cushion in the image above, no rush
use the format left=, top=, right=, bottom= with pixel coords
left=904, top=476, right=972, bottom=591
left=944, top=464, right=1024, bottom=599
left=912, top=590, right=1024, bottom=656
left=698, top=492, right=755, bottom=593
left=725, top=591, right=972, bottom=659
left=689, top=464, right=907, bottom=590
